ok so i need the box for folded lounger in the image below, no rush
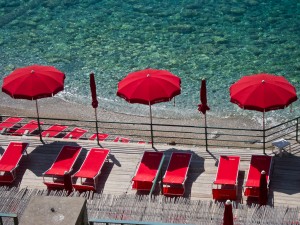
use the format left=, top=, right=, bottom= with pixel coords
left=72, top=148, right=110, bottom=191
left=0, top=142, right=29, bottom=183
left=89, top=133, right=109, bottom=141
left=162, top=152, right=192, bottom=196
left=0, top=117, right=23, bottom=134
left=212, top=155, right=240, bottom=200
left=113, top=136, right=130, bottom=143
left=63, top=127, right=88, bottom=140
left=244, top=155, right=273, bottom=197
left=43, top=145, right=82, bottom=189
left=41, top=124, right=68, bottom=138
left=132, top=151, right=164, bottom=191
left=13, top=120, right=43, bottom=136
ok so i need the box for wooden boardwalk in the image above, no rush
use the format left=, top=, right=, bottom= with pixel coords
left=1, top=134, right=300, bottom=207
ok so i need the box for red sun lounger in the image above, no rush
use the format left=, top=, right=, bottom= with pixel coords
left=132, top=151, right=164, bottom=191
left=0, top=117, right=23, bottom=134
left=13, top=120, right=43, bottom=136
left=72, top=148, right=110, bottom=191
left=89, top=133, right=109, bottom=141
left=163, top=152, right=192, bottom=196
left=43, top=145, right=82, bottom=190
left=41, top=124, right=68, bottom=138
left=113, top=136, right=130, bottom=143
left=0, top=142, right=29, bottom=183
left=212, top=155, right=240, bottom=200
left=244, top=155, right=273, bottom=198
left=63, top=127, right=88, bottom=140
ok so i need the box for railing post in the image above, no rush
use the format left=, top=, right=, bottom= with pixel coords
left=296, top=118, right=299, bottom=143
left=204, top=114, right=208, bottom=152
left=263, top=127, right=266, bottom=155
left=0, top=217, right=3, bottom=225
left=13, top=217, right=18, bottom=225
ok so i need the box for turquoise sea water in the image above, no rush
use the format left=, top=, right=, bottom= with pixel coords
left=0, top=0, right=299, bottom=124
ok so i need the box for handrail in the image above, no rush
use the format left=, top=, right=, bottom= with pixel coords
left=1, top=114, right=299, bottom=153
left=149, top=154, right=165, bottom=196
left=88, top=219, right=194, bottom=225
left=0, top=213, right=18, bottom=225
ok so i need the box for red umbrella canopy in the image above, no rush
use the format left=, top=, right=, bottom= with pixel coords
left=2, top=64, right=65, bottom=100
left=116, top=68, right=181, bottom=105
left=230, top=73, right=297, bottom=112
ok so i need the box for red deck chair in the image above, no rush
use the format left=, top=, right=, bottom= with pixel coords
left=0, top=117, right=23, bottom=134
left=113, top=136, right=130, bottom=143
left=12, top=120, right=44, bottom=136
left=162, top=152, right=192, bottom=196
left=43, top=145, right=82, bottom=190
left=132, top=151, right=164, bottom=191
left=212, top=155, right=240, bottom=200
left=63, top=127, right=88, bottom=140
left=244, top=155, right=273, bottom=197
left=72, top=148, right=110, bottom=191
left=0, top=142, right=29, bottom=183
left=89, top=133, right=109, bottom=141
left=41, top=124, right=68, bottom=138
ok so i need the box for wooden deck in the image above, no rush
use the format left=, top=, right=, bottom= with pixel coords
left=1, top=134, right=300, bottom=207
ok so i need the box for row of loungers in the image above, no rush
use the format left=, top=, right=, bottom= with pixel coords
left=212, top=155, right=273, bottom=200
left=0, top=141, right=272, bottom=199
left=132, top=151, right=193, bottom=196
left=0, top=142, right=110, bottom=191
left=0, top=117, right=132, bottom=143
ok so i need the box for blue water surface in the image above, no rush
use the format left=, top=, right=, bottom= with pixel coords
left=0, top=0, right=299, bottom=122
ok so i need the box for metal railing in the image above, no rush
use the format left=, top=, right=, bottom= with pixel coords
left=0, top=213, right=18, bottom=225
left=88, top=219, right=193, bottom=225
left=1, top=115, right=299, bottom=153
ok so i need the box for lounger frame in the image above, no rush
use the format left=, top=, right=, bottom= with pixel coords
left=132, top=151, right=164, bottom=191
left=0, top=117, right=23, bottom=134
left=244, top=155, right=273, bottom=198
left=41, top=124, right=68, bottom=138
left=162, top=152, right=192, bottom=196
left=63, top=127, right=88, bottom=140
left=43, top=145, right=82, bottom=190
left=0, top=142, right=29, bottom=183
left=12, top=120, right=43, bottom=136
left=212, top=155, right=240, bottom=200
left=72, top=148, right=110, bottom=191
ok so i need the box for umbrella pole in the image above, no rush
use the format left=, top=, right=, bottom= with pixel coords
left=35, top=100, right=43, bottom=143
left=263, top=111, right=266, bottom=154
left=204, top=114, right=208, bottom=152
left=95, top=108, right=100, bottom=146
left=149, top=103, right=154, bottom=148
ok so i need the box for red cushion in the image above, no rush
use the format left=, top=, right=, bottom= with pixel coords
left=73, top=148, right=109, bottom=179
left=163, top=153, right=192, bottom=184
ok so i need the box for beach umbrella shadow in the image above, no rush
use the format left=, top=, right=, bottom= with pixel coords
left=267, top=155, right=300, bottom=197
left=162, top=148, right=205, bottom=198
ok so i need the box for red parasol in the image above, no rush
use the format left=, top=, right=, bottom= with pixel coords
left=259, top=170, right=268, bottom=205
left=223, top=200, right=234, bottom=225
left=230, top=73, right=297, bottom=112
left=198, top=79, right=210, bottom=152
left=90, top=72, right=98, bottom=109
left=89, top=72, right=100, bottom=146
left=198, top=79, right=210, bottom=115
left=2, top=64, right=65, bottom=142
left=230, top=73, right=297, bottom=153
left=117, top=68, right=181, bottom=147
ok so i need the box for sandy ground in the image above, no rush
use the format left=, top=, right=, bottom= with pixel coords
left=0, top=91, right=261, bottom=130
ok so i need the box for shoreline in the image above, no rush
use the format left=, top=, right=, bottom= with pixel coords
left=0, top=92, right=262, bottom=130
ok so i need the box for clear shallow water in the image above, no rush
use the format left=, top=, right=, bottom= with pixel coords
left=0, top=0, right=299, bottom=125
